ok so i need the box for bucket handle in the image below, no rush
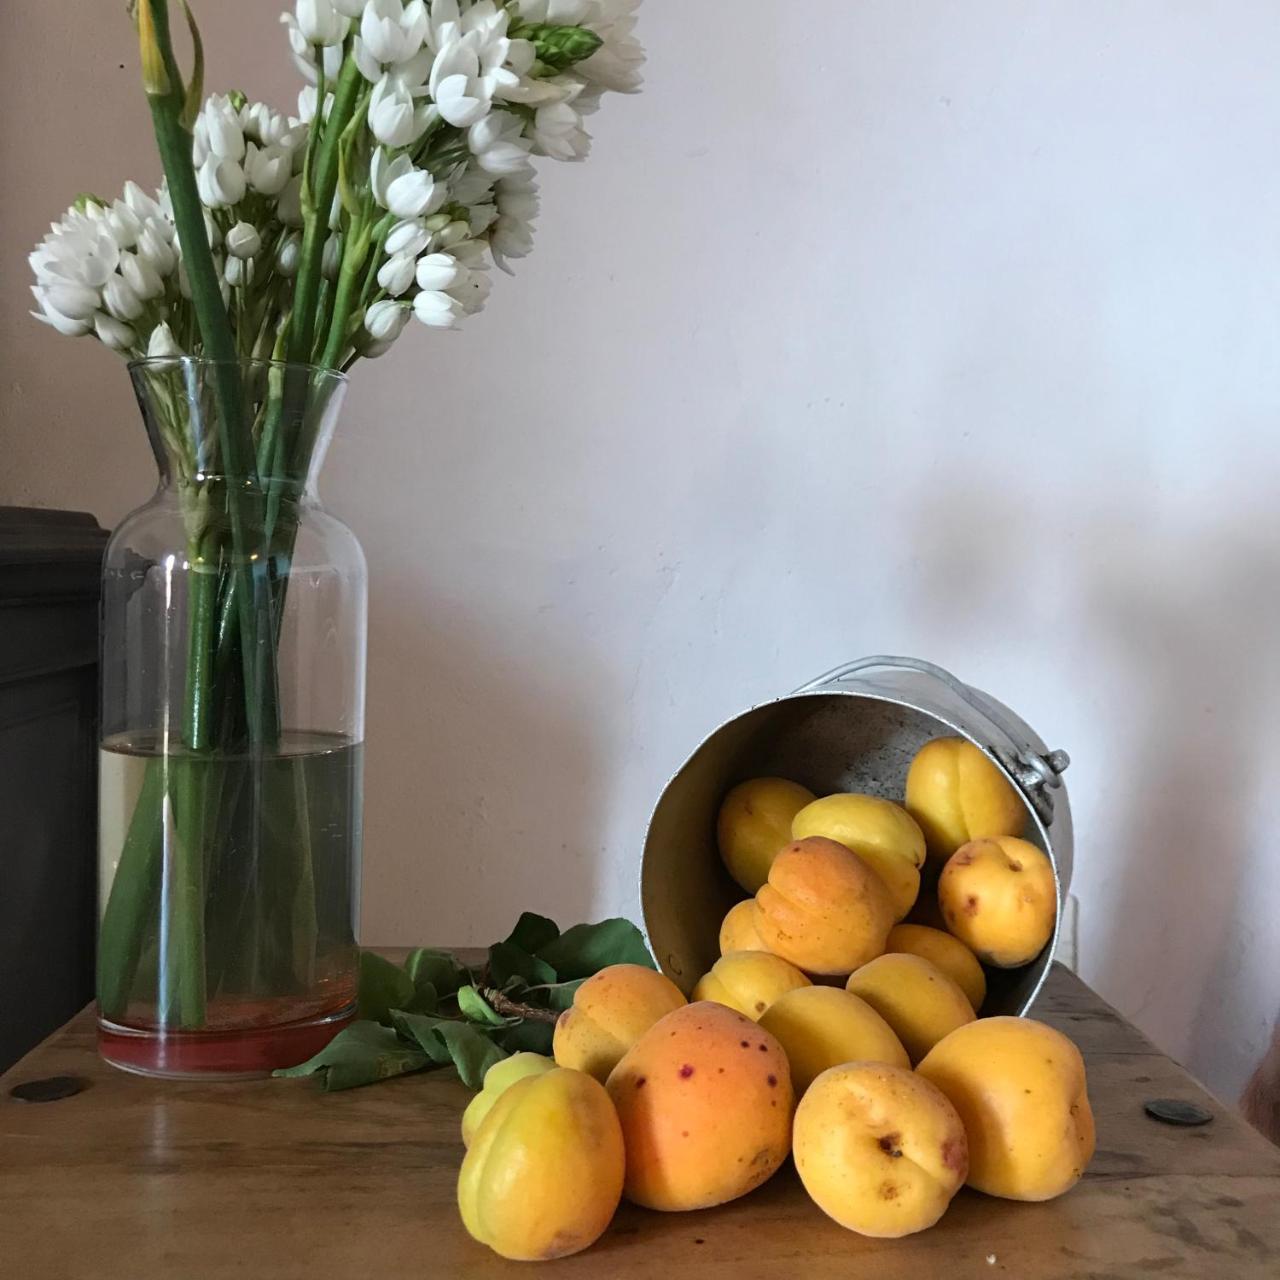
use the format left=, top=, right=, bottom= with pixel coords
left=794, top=655, right=1070, bottom=823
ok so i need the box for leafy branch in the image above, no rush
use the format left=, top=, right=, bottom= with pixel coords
left=275, top=914, right=655, bottom=1091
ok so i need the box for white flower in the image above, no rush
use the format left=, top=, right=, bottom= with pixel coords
left=384, top=218, right=430, bottom=256
left=103, top=275, right=144, bottom=322
left=276, top=233, right=302, bottom=276
left=225, top=221, right=262, bottom=259
left=30, top=223, right=119, bottom=290
left=278, top=175, right=305, bottom=226
left=94, top=312, right=136, bottom=351
left=332, top=0, right=365, bottom=15
left=296, top=0, right=348, bottom=45
left=147, top=321, right=183, bottom=358
left=122, top=180, right=165, bottom=223
left=531, top=100, right=590, bottom=160
left=196, top=94, right=246, bottom=163
left=370, top=148, right=445, bottom=218
left=244, top=142, right=293, bottom=195
left=453, top=267, right=491, bottom=314
left=377, top=252, right=416, bottom=296
left=412, top=289, right=463, bottom=328
left=433, top=219, right=470, bottom=249
left=364, top=298, right=410, bottom=342
left=281, top=13, right=346, bottom=84
left=103, top=200, right=143, bottom=249
left=428, top=39, right=490, bottom=127
left=136, top=223, right=177, bottom=275
left=241, top=101, right=292, bottom=146
left=322, top=234, right=343, bottom=280
left=491, top=173, right=538, bottom=263
left=29, top=288, right=93, bottom=335
left=120, top=250, right=164, bottom=301
left=514, top=0, right=590, bottom=22
left=357, top=0, right=429, bottom=73
left=197, top=155, right=246, bottom=208
left=414, top=251, right=463, bottom=291
left=368, top=73, right=436, bottom=147
left=468, top=110, right=532, bottom=176
left=580, top=0, right=644, bottom=93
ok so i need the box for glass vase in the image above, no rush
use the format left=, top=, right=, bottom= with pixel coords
left=97, top=358, right=365, bottom=1078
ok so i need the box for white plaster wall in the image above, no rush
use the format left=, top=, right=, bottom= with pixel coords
left=3, top=2, right=1279, bottom=1104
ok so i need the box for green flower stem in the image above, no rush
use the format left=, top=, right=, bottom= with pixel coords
left=287, top=56, right=364, bottom=367
left=320, top=219, right=371, bottom=369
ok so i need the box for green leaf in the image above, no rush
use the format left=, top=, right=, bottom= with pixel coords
left=457, top=984, right=508, bottom=1027
left=391, top=1011, right=510, bottom=1089
left=488, top=939, right=557, bottom=989
left=502, top=911, right=561, bottom=955
left=520, top=22, right=604, bottom=71
left=404, top=947, right=471, bottom=1004
left=498, top=1019, right=556, bottom=1056
left=357, top=951, right=415, bottom=1026
left=273, top=1022, right=429, bottom=1091
left=522, top=977, right=587, bottom=1012
left=535, top=919, right=655, bottom=979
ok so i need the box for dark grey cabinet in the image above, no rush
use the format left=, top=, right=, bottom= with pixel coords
left=0, top=508, right=108, bottom=1072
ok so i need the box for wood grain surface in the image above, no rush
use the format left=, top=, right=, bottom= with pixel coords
left=2, top=959, right=1278, bottom=1279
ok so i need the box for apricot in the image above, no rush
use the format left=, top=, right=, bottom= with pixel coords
left=758, top=985, right=908, bottom=1092
left=755, top=837, right=894, bottom=975
left=457, top=1067, right=624, bottom=1260
left=553, top=963, right=687, bottom=1082
left=885, top=923, right=986, bottom=1013
left=691, top=949, right=810, bottom=1020
left=845, top=953, right=974, bottom=1064
left=717, top=776, right=816, bottom=893
left=791, top=794, right=925, bottom=919
left=461, top=1051, right=556, bottom=1147
left=938, top=836, right=1057, bottom=967
left=793, top=1062, right=968, bottom=1237
left=906, top=736, right=1026, bottom=863
left=718, top=898, right=768, bottom=954
left=917, top=1017, right=1095, bottom=1200
left=606, top=1001, right=793, bottom=1211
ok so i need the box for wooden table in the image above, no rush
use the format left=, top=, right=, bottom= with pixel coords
left=3, top=960, right=1278, bottom=1279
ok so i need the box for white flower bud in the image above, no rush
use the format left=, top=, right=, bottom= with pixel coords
left=103, top=274, right=144, bottom=322
left=371, top=148, right=445, bottom=220
left=105, top=200, right=143, bottom=248
left=360, top=0, right=429, bottom=66
left=225, top=221, right=262, bottom=260
left=275, top=233, right=302, bottom=277
left=147, top=321, right=183, bottom=358
left=197, top=156, right=246, bottom=209
left=203, top=94, right=246, bottom=161
left=30, top=287, right=93, bottom=336
left=322, top=234, right=343, bottom=280
left=424, top=212, right=451, bottom=233
left=137, top=223, right=177, bottom=275
left=412, top=289, right=463, bottom=329
left=94, top=312, right=136, bottom=351
left=384, top=219, right=430, bottom=257
left=120, top=250, right=164, bottom=301
left=377, top=252, right=416, bottom=297
left=331, top=0, right=364, bottom=16
left=369, top=74, right=435, bottom=148
left=41, top=282, right=101, bottom=321
left=122, top=180, right=164, bottom=222
left=434, top=220, right=470, bottom=249
left=244, top=143, right=292, bottom=196
left=414, top=252, right=462, bottom=292
left=364, top=299, right=410, bottom=344
left=454, top=269, right=491, bottom=315
left=296, top=0, right=348, bottom=46
left=224, top=255, right=255, bottom=287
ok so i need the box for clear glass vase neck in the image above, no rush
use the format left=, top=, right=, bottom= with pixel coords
left=129, top=357, right=347, bottom=499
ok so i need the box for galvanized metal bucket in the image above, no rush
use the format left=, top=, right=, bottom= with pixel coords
left=641, top=655, right=1072, bottom=1017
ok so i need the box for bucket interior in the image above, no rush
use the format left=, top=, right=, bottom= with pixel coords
left=641, top=691, right=1057, bottom=1017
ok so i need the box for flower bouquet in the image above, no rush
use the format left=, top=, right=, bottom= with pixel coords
left=29, top=0, right=642, bottom=1077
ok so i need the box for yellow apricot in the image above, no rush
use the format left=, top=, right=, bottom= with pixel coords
left=791, top=794, right=925, bottom=919
left=794, top=1062, right=968, bottom=1237
left=906, top=736, right=1026, bottom=863
left=553, top=963, right=686, bottom=1082
left=606, top=1001, right=793, bottom=1211
left=845, top=953, right=974, bottom=1064
left=918, top=1018, right=1095, bottom=1201
left=758, top=985, right=908, bottom=1092
left=718, top=898, right=768, bottom=954
left=717, top=776, right=816, bottom=893
left=885, top=923, right=986, bottom=1013
left=457, top=1067, right=624, bottom=1260
left=461, top=1051, right=556, bottom=1147
left=938, top=836, right=1057, bottom=967
left=691, top=949, right=810, bottom=1020
left=755, top=837, right=894, bottom=976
